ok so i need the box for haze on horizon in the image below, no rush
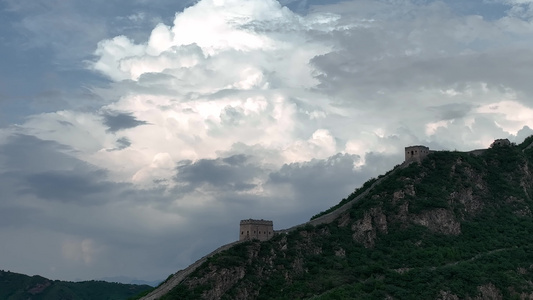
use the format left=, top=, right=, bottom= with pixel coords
left=1, top=0, right=533, bottom=282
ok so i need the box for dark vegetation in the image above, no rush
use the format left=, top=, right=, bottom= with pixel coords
left=162, top=136, right=533, bottom=299
left=0, top=270, right=152, bottom=300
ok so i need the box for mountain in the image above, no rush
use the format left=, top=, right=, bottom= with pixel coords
left=140, top=135, right=533, bottom=300
left=0, top=270, right=152, bottom=300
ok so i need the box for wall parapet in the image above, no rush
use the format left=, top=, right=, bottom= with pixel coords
left=240, top=219, right=273, bottom=226
left=140, top=240, right=244, bottom=300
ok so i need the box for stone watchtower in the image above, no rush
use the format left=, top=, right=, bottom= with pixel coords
left=239, top=219, right=273, bottom=241
left=490, top=138, right=511, bottom=148
left=405, top=145, right=430, bottom=163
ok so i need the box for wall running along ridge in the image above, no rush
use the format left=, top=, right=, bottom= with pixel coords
left=140, top=163, right=403, bottom=300
left=141, top=140, right=512, bottom=299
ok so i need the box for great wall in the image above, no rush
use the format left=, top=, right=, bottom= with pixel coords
left=141, top=139, right=511, bottom=300
left=141, top=158, right=397, bottom=300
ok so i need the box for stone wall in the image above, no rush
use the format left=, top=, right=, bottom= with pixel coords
left=140, top=240, right=244, bottom=300
left=275, top=163, right=404, bottom=234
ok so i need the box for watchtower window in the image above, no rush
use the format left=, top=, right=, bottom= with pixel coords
left=241, top=231, right=243, bottom=235
left=411, top=151, right=414, bottom=156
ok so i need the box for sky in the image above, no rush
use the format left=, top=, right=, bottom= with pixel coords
left=1, top=0, right=533, bottom=283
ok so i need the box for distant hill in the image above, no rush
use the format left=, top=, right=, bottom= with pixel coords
left=99, top=276, right=162, bottom=287
left=0, top=270, right=152, bottom=300
left=143, top=136, right=533, bottom=299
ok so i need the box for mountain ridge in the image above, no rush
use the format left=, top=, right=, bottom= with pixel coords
left=140, top=160, right=399, bottom=300
left=141, top=137, right=533, bottom=299
left=0, top=269, right=152, bottom=300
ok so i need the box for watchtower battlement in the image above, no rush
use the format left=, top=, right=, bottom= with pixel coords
left=239, top=219, right=273, bottom=241
left=240, top=219, right=273, bottom=226
left=405, top=145, right=430, bottom=163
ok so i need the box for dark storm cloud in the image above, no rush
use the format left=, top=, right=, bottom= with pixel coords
left=0, top=134, right=77, bottom=172
left=116, top=137, right=131, bottom=149
left=168, top=152, right=401, bottom=233
left=269, top=153, right=364, bottom=202
left=0, top=134, right=199, bottom=281
left=0, top=205, right=41, bottom=228
left=313, top=49, right=533, bottom=108
left=23, top=170, right=115, bottom=204
left=270, top=152, right=400, bottom=198
left=0, top=134, right=124, bottom=204
left=107, top=137, right=132, bottom=151
left=309, top=3, right=533, bottom=108
left=174, top=154, right=259, bottom=191
left=102, top=111, right=148, bottom=132
left=263, top=152, right=400, bottom=227
left=428, top=103, right=473, bottom=121
left=57, top=120, right=74, bottom=126
left=407, top=52, right=533, bottom=93
left=222, top=154, right=248, bottom=165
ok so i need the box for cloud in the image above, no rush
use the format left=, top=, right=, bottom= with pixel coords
left=101, top=111, right=149, bottom=132
left=495, top=0, right=533, bottom=19
left=428, top=103, right=474, bottom=121
left=3, top=0, right=533, bottom=284
left=174, top=154, right=260, bottom=191
left=62, top=238, right=101, bottom=265
left=0, top=133, right=193, bottom=279
left=0, top=204, right=42, bottom=228
left=0, top=134, right=123, bottom=205
left=0, top=134, right=75, bottom=173
left=269, top=153, right=363, bottom=200
left=90, top=0, right=335, bottom=86
left=23, top=170, right=115, bottom=204
left=3, top=0, right=106, bottom=64
left=114, top=137, right=132, bottom=150
left=268, top=151, right=398, bottom=205
left=2, top=0, right=191, bottom=62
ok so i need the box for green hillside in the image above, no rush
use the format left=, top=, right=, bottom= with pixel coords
left=157, top=136, right=533, bottom=299
left=0, top=270, right=152, bottom=300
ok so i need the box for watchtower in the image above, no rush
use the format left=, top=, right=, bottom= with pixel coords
left=405, top=145, right=430, bottom=163
left=239, top=219, right=273, bottom=241
left=490, top=138, right=511, bottom=148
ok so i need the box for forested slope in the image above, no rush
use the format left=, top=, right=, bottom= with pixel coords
left=152, top=137, right=533, bottom=299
